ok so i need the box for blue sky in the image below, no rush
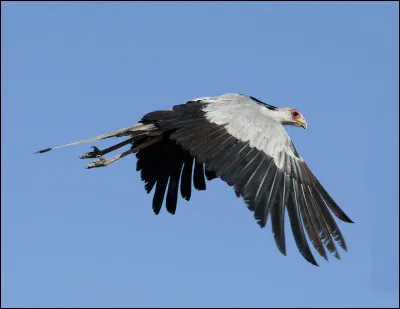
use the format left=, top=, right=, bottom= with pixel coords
left=2, top=2, right=398, bottom=308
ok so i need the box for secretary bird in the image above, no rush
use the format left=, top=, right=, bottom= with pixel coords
left=36, top=93, right=353, bottom=266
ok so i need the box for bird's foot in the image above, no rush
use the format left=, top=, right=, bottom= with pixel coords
left=80, top=146, right=102, bottom=159
left=86, top=156, right=115, bottom=169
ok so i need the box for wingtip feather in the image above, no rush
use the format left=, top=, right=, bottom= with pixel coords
left=276, top=241, right=287, bottom=256
left=307, top=257, right=319, bottom=266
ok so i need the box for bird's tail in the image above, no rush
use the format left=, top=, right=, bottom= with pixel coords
left=35, top=123, right=159, bottom=154
left=35, top=122, right=163, bottom=169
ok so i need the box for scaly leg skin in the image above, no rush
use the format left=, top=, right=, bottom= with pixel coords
left=86, top=155, right=116, bottom=169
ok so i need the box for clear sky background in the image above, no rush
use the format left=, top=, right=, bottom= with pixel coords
left=2, top=2, right=399, bottom=308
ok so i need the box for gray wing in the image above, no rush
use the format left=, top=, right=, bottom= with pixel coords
left=145, top=93, right=353, bottom=266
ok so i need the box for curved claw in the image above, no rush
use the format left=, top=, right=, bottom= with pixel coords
left=80, top=153, right=93, bottom=159
left=87, top=158, right=107, bottom=169
left=80, top=146, right=102, bottom=159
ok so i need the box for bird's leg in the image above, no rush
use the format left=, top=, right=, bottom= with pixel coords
left=80, top=137, right=136, bottom=159
left=86, top=136, right=163, bottom=169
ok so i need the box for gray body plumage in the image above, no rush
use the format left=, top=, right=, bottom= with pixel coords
left=202, top=93, right=299, bottom=167
left=36, top=93, right=353, bottom=266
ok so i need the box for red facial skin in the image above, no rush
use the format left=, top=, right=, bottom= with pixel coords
left=290, top=109, right=302, bottom=121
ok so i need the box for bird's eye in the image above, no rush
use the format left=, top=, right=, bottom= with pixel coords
left=292, top=111, right=298, bottom=117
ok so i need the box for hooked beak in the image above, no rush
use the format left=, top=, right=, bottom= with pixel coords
left=297, top=118, right=307, bottom=129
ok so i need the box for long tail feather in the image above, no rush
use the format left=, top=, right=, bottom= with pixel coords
left=35, top=123, right=158, bottom=154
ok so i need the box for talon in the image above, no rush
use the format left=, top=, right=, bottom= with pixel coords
left=80, top=146, right=102, bottom=159
left=87, top=157, right=111, bottom=169
left=87, top=161, right=104, bottom=169
left=80, top=152, right=93, bottom=159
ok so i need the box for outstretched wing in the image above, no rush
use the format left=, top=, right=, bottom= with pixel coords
left=141, top=93, right=353, bottom=266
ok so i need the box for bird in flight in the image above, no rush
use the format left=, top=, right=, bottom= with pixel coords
left=36, top=93, right=353, bottom=266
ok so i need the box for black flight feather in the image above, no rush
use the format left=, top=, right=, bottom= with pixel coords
left=249, top=96, right=278, bottom=110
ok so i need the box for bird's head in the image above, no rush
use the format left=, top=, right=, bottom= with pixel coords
left=277, top=107, right=307, bottom=129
